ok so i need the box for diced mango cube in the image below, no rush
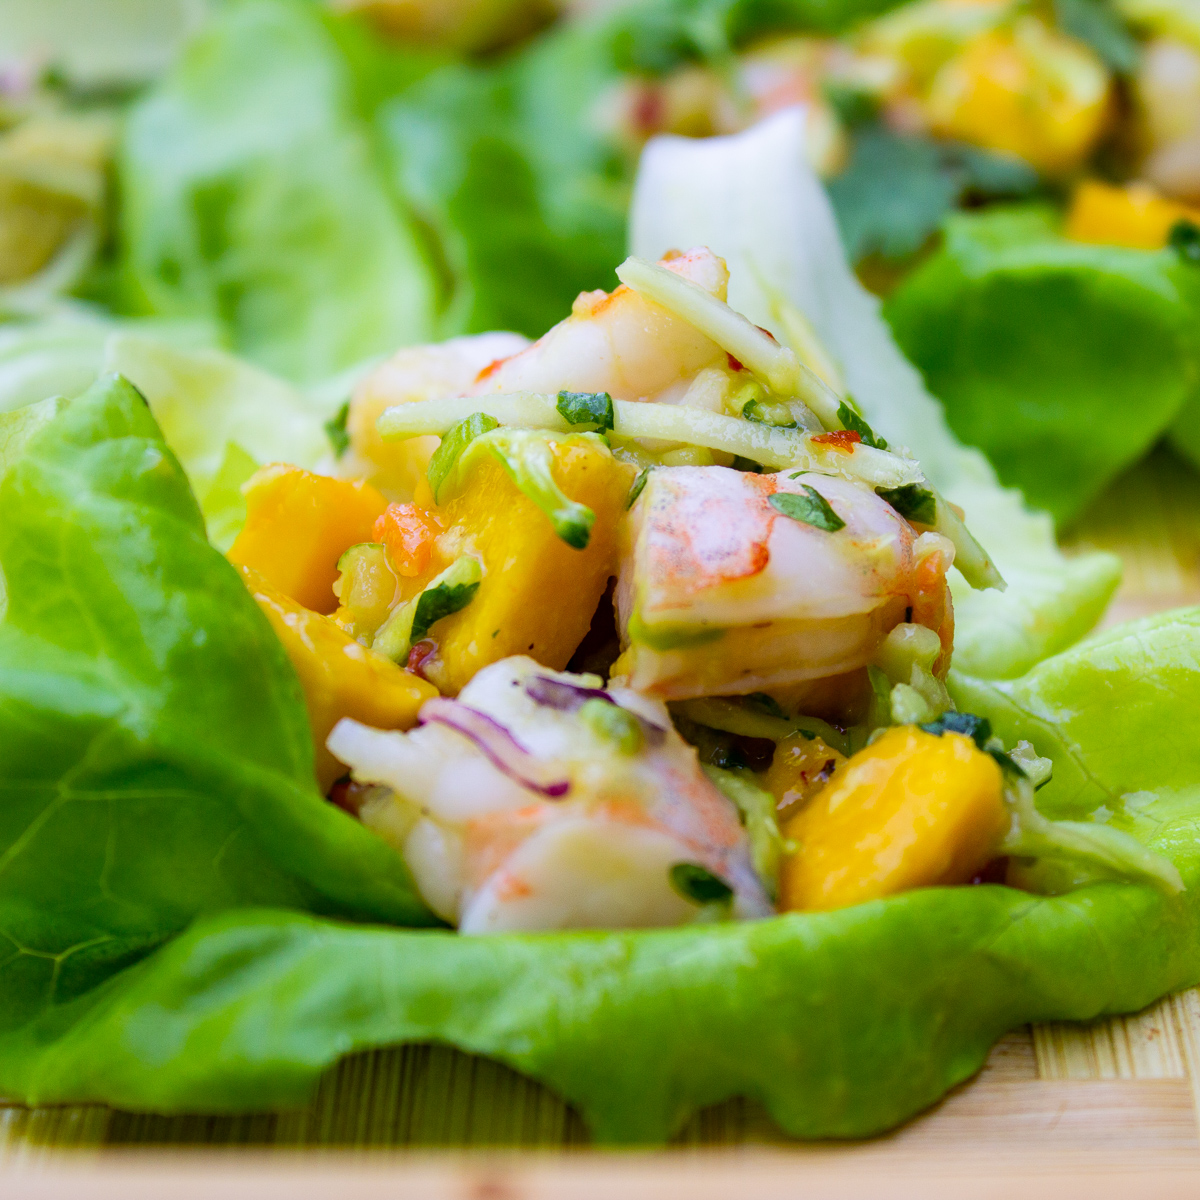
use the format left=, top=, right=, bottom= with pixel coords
left=410, top=438, right=633, bottom=695
left=1066, top=179, right=1200, bottom=248
left=228, top=464, right=388, bottom=613
left=779, top=724, right=1006, bottom=912
left=240, top=565, right=437, bottom=790
left=925, top=20, right=1111, bottom=173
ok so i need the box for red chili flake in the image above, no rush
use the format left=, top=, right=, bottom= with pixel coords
left=473, top=356, right=509, bottom=385
left=328, top=778, right=372, bottom=817
left=812, top=430, right=862, bottom=453
left=755, top=325, right=779, bottom=343
left=727, top=352, right=744, bottom=372
left=407, top=638, right=438, bottom=679
left=633, top=84, right=664, bottom=135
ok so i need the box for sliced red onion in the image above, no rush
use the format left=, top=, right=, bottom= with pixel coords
left=524, top=676, right=667, bottom=747
left=524, top=676, right=610, bottom=710
left=418, top=697, right=570, bottom=798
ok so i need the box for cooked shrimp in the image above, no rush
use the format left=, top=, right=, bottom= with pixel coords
left=327, top=655, right=772, bottom=932
left=345, top=331, right=528, bottom=498
left=467, top=247, right=732, bottom=403
left=613, top=465, right=954, bottom=699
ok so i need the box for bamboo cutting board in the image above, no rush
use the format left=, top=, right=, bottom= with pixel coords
left=3, top=449, right=1200, bottom=1193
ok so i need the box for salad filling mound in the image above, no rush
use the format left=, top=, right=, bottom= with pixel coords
left=228, top=245, right=1181, bottom=932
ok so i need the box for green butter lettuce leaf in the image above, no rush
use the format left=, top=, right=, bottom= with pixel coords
left=102, top=332, right=342, bottom=549
left=0, top=312, right=348, bottom=549
left=380, top=20, right=628, bottom=339
left=7, top=607, right=1200, bottom=1140
left=606, top=0, right=913, bottom=76
left=116, top=0, right=441, bottom=383
left=0, top=860, right=1196, bottom=1137
left=885, top=207, right=1200, bottom=526
left=630, top=109, right=1120, bottom=679
left=951, top=607, right=1200, bottom=821
left=0, top=374, right=433, bottom=1032
left=0, top=0, right=207, bottom=89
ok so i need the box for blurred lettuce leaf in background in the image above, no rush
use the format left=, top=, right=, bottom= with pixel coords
left=885, top=207, right=1200, bottom=525
left=116, top=0, right=444, bottom=383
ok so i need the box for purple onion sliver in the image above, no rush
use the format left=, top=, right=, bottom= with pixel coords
left=524, top=676, right=667, bottom=748
left=419, top=697, right=571, bottom=799
left=523, top=676, right=609, bottom=711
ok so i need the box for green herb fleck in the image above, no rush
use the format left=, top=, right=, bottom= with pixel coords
left=742, top=398, right=798, bottom=429
left=427, top=412, right=500, bottom=502
left=836, top=400, right=887, bottom=449
left=769, top=487, right=846, bottom=533
left=579, top=698, right=643, bottom=754
left=876, top=483, right=937, bottom=525
left=822, top=80, right=881, bottom=127
left=1170, top=219, right=1200, bottom=264
left=411, top=579, right=480, bottom=642
left=731, top=455, right=764, bottom=473
left=557, top=390, right=615, bottom=432
left=669, top=862, right=733, bottom=906
left=746, top=692, right=787, bottom=720
left=920, top=711, right=991, bottom=748
left=627, top=468, right=650, bottom=509
left=323, top=401, right=350, bottom=458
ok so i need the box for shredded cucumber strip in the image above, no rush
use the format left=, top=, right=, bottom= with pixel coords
left=379, top=393, right=922, bottom=488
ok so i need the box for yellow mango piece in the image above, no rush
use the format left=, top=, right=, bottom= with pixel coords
left=763, top=733, right=848, bottom=824
left=228, top=464, right=389, bottom=614
left=780, top=724, right=1006, bottom=912
left=925, top=20, right=1111, bottom=173
left=409, top=438, right=633, bottom=695
left=1066, top=179, right=1200, bottom=248
left=240, top=566, right=437, bottom=790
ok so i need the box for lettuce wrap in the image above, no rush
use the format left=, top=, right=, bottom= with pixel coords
left=0, top=103, right=1198, bottom=1145
left=0, top=376, right=1195, bottom=1139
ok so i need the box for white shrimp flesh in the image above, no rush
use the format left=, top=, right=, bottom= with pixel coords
left=613, top=465, right=954, bottom=699
left=327, top=655, right=772, bottom=933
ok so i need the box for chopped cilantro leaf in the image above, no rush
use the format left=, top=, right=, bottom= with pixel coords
left=323, top=401, right=350, bottom=458
left=669, top=862, right=733, bottom=905
left=746, top=692, right=787, bottom=720
left=876, top=483, right=937, bottom=525
left=627, top=468, right=650, bottom=509
left=742, top=398, right=798, bottom=429
left=410, top=577, right=480, bottom=643
left=920, top=711, right=991, bottom=749
left=731, top=455, right=763, bottom=473
left=769, top=486, right=846, bottom=533
left=1170, top=220, right=1200, bottom=265
left=557, top=390, right=615, bottom=432
left=837, top=400, right=887, bottom=450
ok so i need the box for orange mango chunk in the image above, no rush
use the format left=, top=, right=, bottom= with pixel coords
left=228, top=464, right=388, bottom=613
left=780, top=724, right=1006, bottom=912
left=762, top=732, right=848, bottom=825
left=926, top=22, right=1111, bottom=173
left=240, top=565, right=437, bottom=790
left=406, top=438, right=633, bottom=695
left=1066, top=179, right=1200, bottom=249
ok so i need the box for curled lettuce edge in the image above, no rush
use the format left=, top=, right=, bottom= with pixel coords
left=0, top=380, right=1198, bottom=1141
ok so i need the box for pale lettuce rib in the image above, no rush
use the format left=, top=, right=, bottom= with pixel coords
left=630, top=108, right=1119, bottom=677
